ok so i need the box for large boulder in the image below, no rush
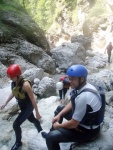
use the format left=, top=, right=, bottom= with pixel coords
left=51, top=42, right=86, bottom=70
left=33, top=77, right=56, bottom=98
left=0, top=0, right=56, bottom=75
left=71, top=35, right=91, bottom=50
left=88, top=69, right=113, bottom=91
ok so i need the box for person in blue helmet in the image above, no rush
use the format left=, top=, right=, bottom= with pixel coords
left=41, top=64, right=105, bottom=150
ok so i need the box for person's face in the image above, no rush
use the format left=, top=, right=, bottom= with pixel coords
left=68, top=76, right=84, bottom=89
left=68, top=77, right=79, bottom=89
left=10, top=76, right=18, bottom=82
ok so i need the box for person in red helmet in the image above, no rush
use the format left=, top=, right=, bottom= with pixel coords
left=56, top=76, right=70, bottom=101
left=0, top=64, right=43, bottom=150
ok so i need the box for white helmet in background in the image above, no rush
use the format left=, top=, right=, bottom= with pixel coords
left=56, top=82, right=63, bottom=90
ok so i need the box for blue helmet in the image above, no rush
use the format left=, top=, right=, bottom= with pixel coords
left=63, top=77, right=70, bottom=84
left=66, top=65, right=88, bottom=79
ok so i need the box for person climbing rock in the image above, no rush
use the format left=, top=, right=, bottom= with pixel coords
left=0, top=64, right=43, bottom=150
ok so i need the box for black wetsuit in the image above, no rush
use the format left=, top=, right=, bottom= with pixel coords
left=11, top=78, right=42, bottom=143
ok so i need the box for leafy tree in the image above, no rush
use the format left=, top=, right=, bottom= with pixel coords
left=17, top=0, right=56, bottom=30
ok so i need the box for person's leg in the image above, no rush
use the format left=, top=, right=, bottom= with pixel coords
left=59, top=90, right=62, bottom=99
left=46, top=126, right=100, bottom=150
left=54, top=105, right=72, bottom=123
left=46, top=130, right=68, bottom=150
left=109, top=53, right=111, bottom=62
left=108, top=52, right=111, bottom=63
left=50, top=105, right=72, bottom=131
left=28, top=112, right=42, bottom=132
left=13, top=108, right=33, bottom=143
left=63, top=88, right=68, bottom=99
left=46, top=128, right=85, bottom=150
left=41, top=105, right=72, bottom=138
left=108, top=55, right=110, bottom=62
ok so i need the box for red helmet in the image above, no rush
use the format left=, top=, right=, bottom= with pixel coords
left=6, top=64, right=22, bottom=78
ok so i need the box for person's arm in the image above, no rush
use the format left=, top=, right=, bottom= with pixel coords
left=53, top=93, right=87, bottom=129
left=22, top=81, right=41, bottom=120
left=58, top=101, right=72, bottom=116
left=53, top=101, right=80, bottom=129
left=52, top=101, right=72, bottom=124
left=53, top=119, right=80, bottom=129
left=1, top=92, right=14, bottom=110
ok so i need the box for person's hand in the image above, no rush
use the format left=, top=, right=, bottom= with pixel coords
left=52, top=115, right=60, bottom=124
left=53, top=122, right=60, bottom=129
left=36, top=113, right=42, bottom=120
left=0, top=104, right=6, bottom=110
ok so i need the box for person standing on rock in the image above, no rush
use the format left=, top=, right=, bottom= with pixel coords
left=56, top=76, right=70, bottom=101
left=0, top=64, right=43, bottom=150
left=105, top=42, right=113, bottom=63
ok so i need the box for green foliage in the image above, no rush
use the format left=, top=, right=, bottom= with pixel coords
left=17, top=0, right=56, bottom=30
left=65, top=0, right=77, bottom=10
left=34, top=0, right=55, bottom=29
left=71, top=7, right=79, bottom=25
left=0, top=0, right=4, bottom=4
left=0, top=0, right=25, bottom=14
left=14, top=0, right=107, bottom=31
left=89, top=0, right=107, bottom=17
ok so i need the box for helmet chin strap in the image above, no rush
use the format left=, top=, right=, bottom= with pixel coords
left=17, top=75, right=20, bottom=80
left=16, top=75, right=22, bottom=83
left=76, top=77, right=86, bottom=90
